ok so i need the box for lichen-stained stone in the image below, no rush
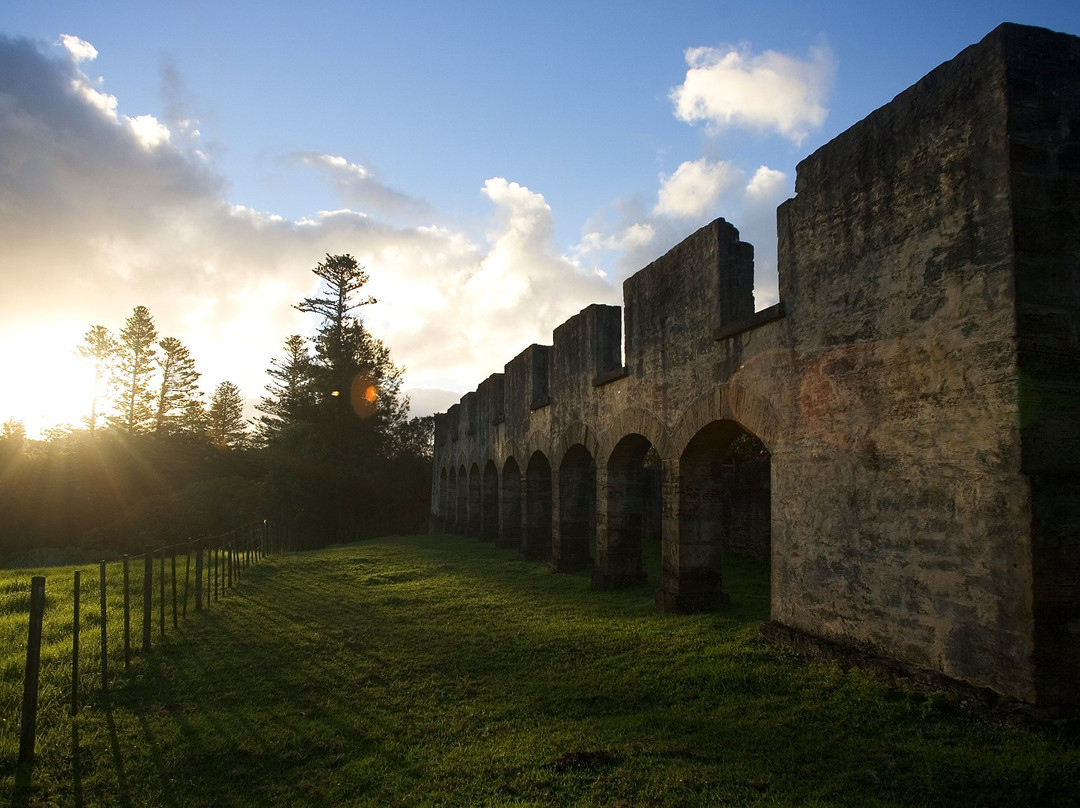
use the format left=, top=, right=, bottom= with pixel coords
left=429, top=23, right=1080, bottom=710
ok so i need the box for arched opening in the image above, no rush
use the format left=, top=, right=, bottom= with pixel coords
left=593, top=433, right=656, bottom=589
left=523, top=451, right=552, bottom=561
left=499, top=457, right=522, bottom=549
left=641, top=446, right=664, bottom=585
left=438, top=467, right=449, bottom=532
left=456, top=464, right=468, bottom=535
left=480, top=460, right=499, bottom=542
left=467, top=462, right=482, bottom=538
left=447, top=467, right=459, bottom=534
left=554, top=443, right=595, bottom=572
left=661, top=420, right=769, bottom=612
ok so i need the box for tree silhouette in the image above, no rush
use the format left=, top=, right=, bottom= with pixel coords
left=258, top=253, right=427, bottom=541
left=154, top=336, right=201, bottom=435
left=112, top=306, right=158, bottom=433
left=257, top=334, right=315, bottom=442
left=77, top=324, right=118, bottom=434
left=209, top=381, right=249, bottom=449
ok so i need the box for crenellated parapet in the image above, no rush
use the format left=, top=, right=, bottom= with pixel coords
left=624, top=218, right=754, bottom=381
left=441, top=217, right=760, bottom=456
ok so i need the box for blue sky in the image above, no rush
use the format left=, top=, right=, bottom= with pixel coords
left=2, top=1, right=1078, bottom=436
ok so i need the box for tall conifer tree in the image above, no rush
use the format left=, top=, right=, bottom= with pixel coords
left=257, top=334, right=315, bottom=441
left=209, top=381, right=249, bottom=449
left=112, top=306, right=158, bottom=434
left=154, top=336, right=201, bottom=434
left=77, top=324, right=118, bottom=434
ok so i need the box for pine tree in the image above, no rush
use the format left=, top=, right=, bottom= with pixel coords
left=154, top=336, right=201, bottom=434
left=209, top=381, right=249, bottom=449
left=295, top=254, right=377, bottom=369
left=77, top=325, right=118, bottom=434
left=295, top=254, right=412, bottom=451
left=112, top=306, right=158, bottom=433
left=257, top=334, right=315, bottom=441
left=261, top=254, right=424, bottom=541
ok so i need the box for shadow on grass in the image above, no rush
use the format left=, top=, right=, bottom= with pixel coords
left=19, top=538, right=1071, bottom=807
left=104, top=699, right=132, bottom=808
left=71, top=722, right=82, bottom=808
left=134, top=713, right=178, bottom=808
left=9, top=762, right=31, bottom=808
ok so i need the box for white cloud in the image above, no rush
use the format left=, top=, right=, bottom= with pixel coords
left=59, top=34, right=98, bottom=63
left=292, top=151, right=431, bottom=221
left=653, top=158, right=741, bottom=219
left=573, top=159, right=790, bottom=309
left=127, top=114, right=171, bottom=149
left=746, top=165, right=788, bottom=203
left=0, top=35, right=617, bottom=433
left=577, top=221, right=656, bottom=255
left=300, top=153, right=371, bottom=180
left=71, top=77, right=119, bottom=118
left=671, top=42, right=836, bottom=144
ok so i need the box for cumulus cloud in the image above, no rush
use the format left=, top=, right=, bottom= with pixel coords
left=671, top=41, right=836, bottom=144
left=292, top=151, right=432, bottom=221
left=653, top=158, right=741, bottom=219
left=0, top=34, right=616, bottom=433
left=574, top=159, right=790, bottom=308
left=745, top=165, right=788, bottom=203
left=570, top=39, right=822, bottom=309
left=59, top=34, right=97, bottom=62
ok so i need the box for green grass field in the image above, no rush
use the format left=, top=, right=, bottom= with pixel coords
left=1, top=535, right=1077, bottom=807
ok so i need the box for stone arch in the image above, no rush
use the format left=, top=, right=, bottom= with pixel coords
left=521, top=430, right=553, bottom=472
left=480, top=459, right=499, bottom=542
left=598, top=406, right=674, bottom=466
left=523, top=450, right=553, bottom=561
left=446, top=466, right=458, bottom=534
left=672, top=384, right=782, bottom=458
left=671, top=387, right=776, bottom=563
left=466, top=462, right=481, bottom=537
left=456, top=464, right=468, bottom=535
left=553, top=442, right=596, bottom=572
left=552, top=421, right=602, bottom=471
left=592, top=432, right=656, bottom=590
left=500, top=456, right=523, bottom=549
left=658, top=418, right=770, bottom=612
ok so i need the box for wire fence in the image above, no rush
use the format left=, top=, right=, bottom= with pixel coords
left=5, top=519, right=302, bottom=769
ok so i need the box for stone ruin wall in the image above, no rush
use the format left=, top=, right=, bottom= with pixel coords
left=430, top=24, right=1080, bottom=709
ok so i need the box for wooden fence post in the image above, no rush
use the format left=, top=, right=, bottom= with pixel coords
left=122, top=554, right=131, bottom=668
left=18, top=576, right=45, bottom=764
left=194, top=544, right=204, bottom=612
left=99, top=561, right=108, bottom=694
left=142, top=549, right=152, bottom=654
left=159, top=552, right=165, bottom=637
left=183, top=549, right=191, bottom=619
left=72, top=571, right=80, bottom=716
left=171, top=553, right=178, bottom=628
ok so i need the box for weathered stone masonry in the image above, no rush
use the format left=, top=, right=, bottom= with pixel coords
left=430, top=24, right=1080, bottom=709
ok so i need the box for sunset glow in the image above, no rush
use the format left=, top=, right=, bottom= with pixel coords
left=1, top=3, right=1077, bottom=438
left=0, top=326, right=96, bottom=437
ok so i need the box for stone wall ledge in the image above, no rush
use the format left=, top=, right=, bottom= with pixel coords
left=592, top=366, right=630, bottom=387
left=713, top=302, right=786, bottom=341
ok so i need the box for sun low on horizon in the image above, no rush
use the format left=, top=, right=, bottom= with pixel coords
left=0, top=322, right=100, bottom=439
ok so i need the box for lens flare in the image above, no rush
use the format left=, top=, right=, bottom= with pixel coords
left=350, top=374, right=378, bottom=418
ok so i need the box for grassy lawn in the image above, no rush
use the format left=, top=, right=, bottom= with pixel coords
left=1, top=534, right=1078, bottom=807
